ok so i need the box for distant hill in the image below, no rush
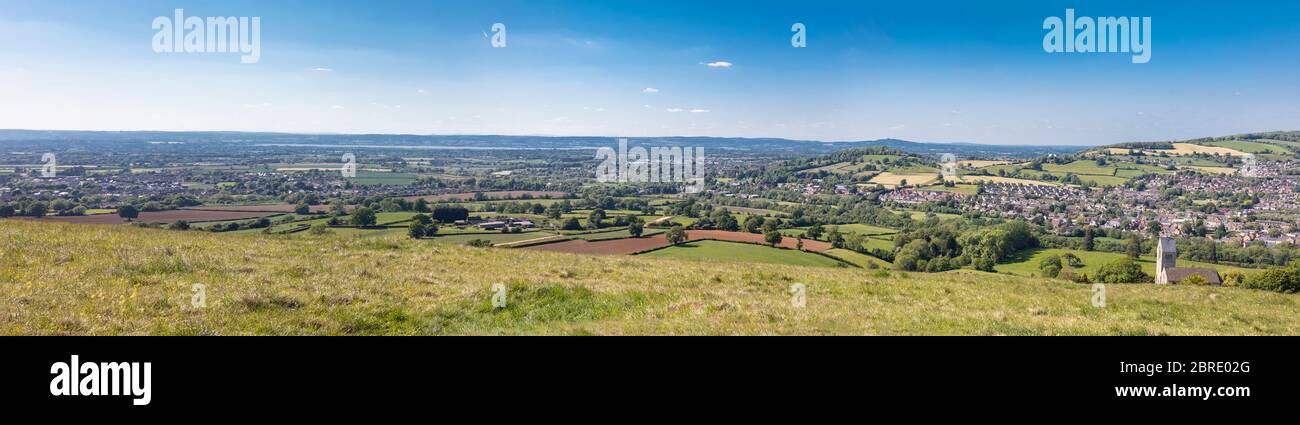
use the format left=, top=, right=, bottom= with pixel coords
left=0, top=129, right=1086, bottom=158
left=1099, top=131, right=1300, bottom=152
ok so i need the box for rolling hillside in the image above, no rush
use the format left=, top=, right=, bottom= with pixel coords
left=1, top=220, right=1297, bottom=335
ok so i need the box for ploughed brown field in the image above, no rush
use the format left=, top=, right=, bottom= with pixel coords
left=525, top=230, right=832, bottom=255
left=25, top=210, right=278, bottom=225
left=181, top=203, right=332, bottom=213
left=402, top=190, right=569, bottom=202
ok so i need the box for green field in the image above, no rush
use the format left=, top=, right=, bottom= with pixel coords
left=428, top=232, right=553, bottom=245
left=571, top=228, right=666, bottom=241
left=782, top=223, right=899, bottom=241
left=639, top=240, right=848, bottom=268
left=2, top=220, right=1298, bottom=335
left=920, top=183, right=980, bottom=195
left=895, top=209, right=961, bottom=221
left=1206, top=140, right=1292, bottom=155
left=824, top=248, right=890, bottom=268
left=997, top=248, right=1255, bottom=278
left=1068, top=174, right=1129, bottom=186
left=887, top=165, right=941, bottom=174
left=1043, top=160, right=1116, bottom=176
left=348, top=171, right=418, bottom=186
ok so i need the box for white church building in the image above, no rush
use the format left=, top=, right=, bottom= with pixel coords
left=1154, top=237, right=1222, bottom=285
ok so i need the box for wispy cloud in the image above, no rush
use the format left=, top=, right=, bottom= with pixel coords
left=642, top=87, right=660, bottom=94
left=309, top=67, right=334, bottom=72
left=703, top=61, right=733, bottom=68
left=690, top=108, right=710, bottom=113
left=666, top=108, right=683, bottom=113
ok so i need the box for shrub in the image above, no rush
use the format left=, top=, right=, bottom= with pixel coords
left=1181, top=274, right=1209, bottom=286
left=466, top=239, right=494, bottom=248
left=1039, top=254, right=1062, bottom=278
left=1095, top=258, right=1149, bottom=283
left=1221, top=271, right=1245, bottom=287
left=408, top=223, right=426, bottom=239
left=1244, top=265, right=1300, bottom=293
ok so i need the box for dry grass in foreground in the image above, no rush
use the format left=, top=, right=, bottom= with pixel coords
left=1, top=220, right=1296, bottom=335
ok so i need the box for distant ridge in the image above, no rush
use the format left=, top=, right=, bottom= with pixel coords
left=0, top=129, right=1090, bottom=158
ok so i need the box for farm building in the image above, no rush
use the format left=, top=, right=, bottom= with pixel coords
left=476, top=217, right=535, bottom=230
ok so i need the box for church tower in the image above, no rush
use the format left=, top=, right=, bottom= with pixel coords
left=1155, top=237, right=1176, bottom=284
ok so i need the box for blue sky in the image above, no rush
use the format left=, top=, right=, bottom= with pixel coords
left=0, top=0, right=1297, bottom=145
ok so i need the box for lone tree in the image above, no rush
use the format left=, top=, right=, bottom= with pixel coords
left=351, top=207, right=377, bottom=227
left=1126, top=235, right=1142, bottom=259
left=764, top=229, right=783, bottom=247
left=294, top=203, right=311, bottom=215
left=408, top=222, right=426, bottom=239
left=628, top=216, right=645, bottom=238
left=117, top=204, right=139, bottom=222
left=666, top=225, right=687, bottom=245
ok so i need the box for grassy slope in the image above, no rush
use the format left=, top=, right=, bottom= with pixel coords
left=998, top=248, right=1254, bottom=278
left=1, top=220, right=1296, bottom=335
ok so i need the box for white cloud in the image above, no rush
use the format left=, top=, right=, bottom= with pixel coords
left=416, top=89, right=427, bottom=94
left=703, top=61, right=733, bottom=68
left=690, top=108, right=710, bottom=113
left=331, top=105, right=346, bottom=110
left=666, top=108, right=684, bottom=113
left=309, top=67, right=334, bottom=72
left=642, top=87, right=660, bottom=93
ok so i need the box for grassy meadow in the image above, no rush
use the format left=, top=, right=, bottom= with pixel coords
left=997, top=248, right=1255, bottom=278
left=2, top=220, right=1297, bottom=335
left=638, top=240, right=848, bottom=268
